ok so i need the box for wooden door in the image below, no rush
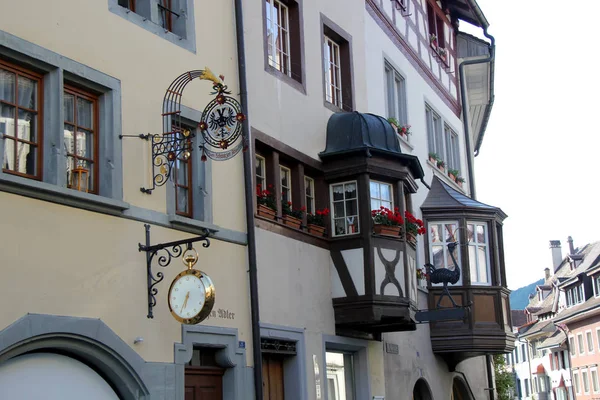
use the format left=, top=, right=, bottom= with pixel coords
left=262, top=353, right=285, bottom=400
left=185, top=367, right=224, bottom=400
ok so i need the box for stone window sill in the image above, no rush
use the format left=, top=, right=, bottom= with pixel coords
left=427, top=160, right=466, bottom=192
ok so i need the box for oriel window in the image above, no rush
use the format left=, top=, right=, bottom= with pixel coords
left=467, top=222, right=491, bottom=285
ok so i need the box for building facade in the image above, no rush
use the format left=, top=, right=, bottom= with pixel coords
left=0, top=0, right=512, bottom=399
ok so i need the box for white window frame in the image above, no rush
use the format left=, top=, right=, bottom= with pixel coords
left=574, top=371, right=581, bottom=395
left=467, top=221, right=492, bottom=286
left=369, top=180, right=393, bottom=211
left=425, top=104, right=443, bottom=158
left=265, top=0, right=292, bottom=76
left=384, top=61, right=407, bottom=128
left=578, top=333, right=585, bottom=355
left=569, top=335, right=576, bottom=357
left=592, top=367, right=600, bottom=394
left=596, top=328, right=600, bottom=353
left=256, top=155, right=266, bottom=190
left=594, top=275, right=600, bottom=297
left=427, top=220, right=462, bottom=285
left=583, top=369, right=591, bottom=394
left=304, top=176, right=315, bottom=215
left=324, top=36, right=343, bottom=108
left=280, top=165, right=292, bottom=204
left=587, top=329, right=595, bottom=354
left=330, top=180, right=359, bottom=237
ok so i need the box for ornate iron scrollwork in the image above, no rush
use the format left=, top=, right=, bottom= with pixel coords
left=139, top=224, right=212, bottom=318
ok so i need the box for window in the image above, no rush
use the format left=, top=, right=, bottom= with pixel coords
left=467, top=222, right=491, bottom=285
left=369, top=181, right=393, bottom=210
left=393, top=0, right=407, bottom=12
left=444, top=125, right=460, bottom=171
left=265, top=0, right=302, bottom=84
left=578, top=333, right=585, bottom=355
left=426, top=105, right=443, bottom=158
left=583, top=370, right=590, bottom=394
left=514, top=348, right=519, bottom=363
left=330, top=181, right=359, bottom=236
left=521, top=344, right=527, bottom=362
left=574, top=372, right=580, bottom=394
left=322, top=20, right=353, bottom=111
left=594, top=275, right=600, bottom=297
left=326, top=352, right=356, bottom=400
left=304, top=176, right=315, bottom=214
left=426, top=1, right=446, bottom=48
left=109, top=0, right=195, bottom=52
left=428, top=221, right=462, bottom=285
left=172, top=123, right=193, bottom=217
left=592, top=368, right=600, bottom=393
left=570, top=336, right=576, bottom=356
left=566, top=285, right=584, bottom=307
left=384, top=62, right=407, bottom=128
left=524, top=378, right=529, bottom=396
left=280, top=165, right=292, bottom=204
left=597, top=328, right=600, bottom=352
left=256, top=155, right=266, bottom=190
left=587, top=330, right=594, bottom=353
left=1, top=61, right=42, bottom=179
left=533, top=377, right=538, bottom=393
left=64, top=86, right=98, bottom=194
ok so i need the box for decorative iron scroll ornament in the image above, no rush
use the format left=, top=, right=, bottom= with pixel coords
left=138, top=68, right=246, bottom=194
left=139, top=224, right=214, bottom=319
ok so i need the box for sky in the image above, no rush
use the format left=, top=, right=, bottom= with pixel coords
left=461, top=1, right=600, bottom=290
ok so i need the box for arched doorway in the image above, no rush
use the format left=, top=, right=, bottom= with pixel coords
left=451, top=377, right=473, bottom=400
left=413, top=378, right=434, bottom=400
left=0, top=353, right=120, bottom=399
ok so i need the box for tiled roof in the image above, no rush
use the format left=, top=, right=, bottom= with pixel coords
left=554, top=296, right=600, bottom=323
left=538, top=330, right=565, bottom=350
left=560, top=242, right=600, bottom=282
left=520, top=319, right=554, bottom=338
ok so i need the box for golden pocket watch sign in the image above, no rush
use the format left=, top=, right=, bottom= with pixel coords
left=167, top=248, right=215, bottom=325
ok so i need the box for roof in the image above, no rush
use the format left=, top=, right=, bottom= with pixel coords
left=447, top=0, right=489, bottom=28
left=421, top=177, right=507, bottom=219
left=538, top=330, right=566, bottom=350
left=319, top=112, right=424, bottom=179
left=520, top=319, right=554, bottom=338
left=554, top=296, right=600, bottom=324
left=511, top=310, right=527, bottom=329
left=559, top=242, right=600, bottom=286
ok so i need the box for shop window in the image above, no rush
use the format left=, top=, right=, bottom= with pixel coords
left=330, top=181, right=359, bottom=236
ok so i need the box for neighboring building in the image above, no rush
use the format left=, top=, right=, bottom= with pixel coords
left=0, top=0, right=254, bottom=398
left=0, top=0, right=512, bottom=399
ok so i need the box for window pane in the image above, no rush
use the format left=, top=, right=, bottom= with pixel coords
left=332, top=184, right=344, bottom=201
left=1, top=103, right=15, bottom=138
left=75, top=129, right=93, bottom=159
left=469, top=245, right=478, bottom=282
left=477, top=247, right=488, bottom=283
left=345, top=183, right=356, bottom=198
left=370, top=181, right=380, bottom=199
left=64, top=93, right=75, bottom=123
left=380, top=184, right=391, bottom=201
left=333, top=202, right=345, bottom=218
left=467, top=224, right=474, bottom=242
left=432, top=245, right=444, bottom=269
left=64, top=124, right=75, bottom=156
left=0, top=69, right=15, bottom=103
left=17, top=76, right=36, bottom=109
left=334, top=218, right=346, bottom=235
left=588, top=332, right=594, bottom=352
left=17, top=110, right=36, bottom=142
left=430, top=224, right=442, bottom=243
left=444, top=224, right=457, bottom=241
left=371, top=199, right=380, bottom=211
left=477, top=224, right=486, bottom=243
left=77, top=97, right=94, bottom=129
left=346, top=199, right=357, bottom=216
left=177, top=187, right=189, bottom=214
left=3, top=137, right=15, bottom=170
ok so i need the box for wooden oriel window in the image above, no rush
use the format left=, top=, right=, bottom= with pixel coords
left=64, top=85, right=99, bottom=193
left=117, top=0, right=136, bottom=11
left=426, top=1, right=447, bottom=48
left=0, top=60, right=42, bottom=179
left=173, top=123, right=194, bottom=217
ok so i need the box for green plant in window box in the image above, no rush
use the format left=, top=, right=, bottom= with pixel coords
left=428, top=152, right=439, bottom=164
left=307, top=208, right=330, bottom=236
left=387, top=117, right=400, bottom=128
left=281, top=200, right=305, bottom=229
left=256, top=184, right=277, bottom=219
left=456, top=176, right=465, bottom=188
left=437, top=47, right=447, bottom=60
left=447, top=169, right=459, bottom=181
left=429, top=33, right=437, bottom=47
left=436, top=159, right=446, bottom=172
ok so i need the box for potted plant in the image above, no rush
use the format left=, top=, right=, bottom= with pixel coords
left=429, top=33, right=437, bottom=47
left=428, top=152, right=439, bottom=164
left=437, top=47, right=447, bottom=61
left=307, top=208, right=330, bottom=236
left=398, top=124, right=411, bottom=138
left=281, top=200, right=305, bottom=229
left=416, top=267, right=428, bottom=288
left=404, top=210, right=426, bottom=244
left=387, top=117, right=400, bottom=131
left=256, top=184, right=277, bottom=219
left=456, top=176, right=465, bottom=188
left=371, top=206, right=403, bottom=236
left=448, top=169, right=459, bottom=181
left=436, top=159, right=446, bottom=173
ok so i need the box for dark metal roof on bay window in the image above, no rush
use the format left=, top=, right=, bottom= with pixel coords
left=446, top=0, right=489, bottom=28
left=421, top=176, right=506, bottom=218
left=320, top=111, right=424, bottom=179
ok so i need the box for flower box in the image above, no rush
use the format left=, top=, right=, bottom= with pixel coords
left=448, top=173, right=456, bottom=181
left=373, top=224, right=401, bottom=237
left=308, top=224, right=326, bottom=236
left=283, top=215, right=302, bottom=229
left=257, top=204, right=276, bottom=220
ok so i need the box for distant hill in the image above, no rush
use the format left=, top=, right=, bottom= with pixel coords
left=510, top=279, right=544, bottom=310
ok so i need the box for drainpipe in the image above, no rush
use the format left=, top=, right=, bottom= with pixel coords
left=458, top=26, right=495, bottom=200
left=486, top=354, right=496, bottom=400
left=233, top=1, right=263, bottom=399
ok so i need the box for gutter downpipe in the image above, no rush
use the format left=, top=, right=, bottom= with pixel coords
left=233, top=1, right=263, bottom=399
left=458, top=26, right=495, bottom=200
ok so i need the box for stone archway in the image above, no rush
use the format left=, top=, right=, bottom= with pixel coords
left=413, top=378, right=434, bottom=400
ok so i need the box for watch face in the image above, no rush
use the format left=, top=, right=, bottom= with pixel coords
left=169, top=273, right=206, bottom=320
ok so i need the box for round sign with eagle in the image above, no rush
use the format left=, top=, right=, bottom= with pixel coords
left=198, top=74, right=246, bottom=161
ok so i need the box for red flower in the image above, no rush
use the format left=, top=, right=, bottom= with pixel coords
left=198, top=121, right=208, bottom=131
left=236, top=112, right=246, bottom=122
left=216, top=95, right=226, bottom=105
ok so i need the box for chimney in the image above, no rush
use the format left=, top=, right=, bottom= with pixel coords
left=568, top=236, right=575, bottom=254
left=550, top=240, right=563, bottom=271
left=544, top=267, right=551, bottom=280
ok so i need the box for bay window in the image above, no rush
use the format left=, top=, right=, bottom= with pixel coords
left=369, top=181, right=393, bottom=210
left=330, top=181, right=359, bottom=236
left=428, top=221, right=462, bottom=285
left=467, top=222, right=491, bottom=285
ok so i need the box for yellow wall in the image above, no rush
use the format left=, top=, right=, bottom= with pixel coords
left=0, top=0, right=251, bottom=364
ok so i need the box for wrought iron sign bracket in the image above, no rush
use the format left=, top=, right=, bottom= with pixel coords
left=138, top=224, right=213, bottom=319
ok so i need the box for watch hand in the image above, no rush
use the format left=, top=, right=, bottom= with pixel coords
left=182, top=292, right=190, bottom=311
